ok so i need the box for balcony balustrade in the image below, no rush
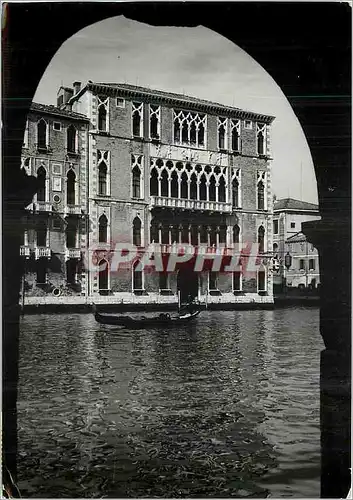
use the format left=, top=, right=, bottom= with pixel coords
left=150, top=196, right=232, bottom=213
left=65, top=205, right=82, bottom=216
left=148, top=243, right=238, bottom=256
left=65, top=248, right=81, bottom=260
left=35, top=246, right=51, bottom=259
left=20, top=245, right=31, bottom=257
left=34, top=201, right=52, bottom=212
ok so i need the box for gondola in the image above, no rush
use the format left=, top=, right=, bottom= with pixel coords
left=94, top=309, right=200, bottom=329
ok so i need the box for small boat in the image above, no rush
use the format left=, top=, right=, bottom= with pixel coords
left=94, top=309, right=200, bottom=329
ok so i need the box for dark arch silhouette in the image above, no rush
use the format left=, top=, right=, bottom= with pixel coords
left=2, top=4, right=351, bottom=497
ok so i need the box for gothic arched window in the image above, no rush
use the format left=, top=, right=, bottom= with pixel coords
left=66, top=218, right=77, bottom=248
left=257, top=181, right=265, bottom=210
left=98, top=214, right=108, bottom=243
left=98, top=105, right=107, bottom=132
left=161, top=170, right=168, bottom=197
left=67, top=125, right=76, bottom=153
left=98, top=259, right=109, bottom=291
left=190, top=173, right=197, bottom=200
left=133, top=217, right=142, bottom=247
left=37, top=166, right=46, bottom=202
left=258, top=225, right=265, bottom=253
left=150, top=221, right=159, bottom=243
left=171, top=171, right=178, bottom=198
left=98, top=162, right=107, bottom=196
left=219, top=225, right=227, bottom=244
left=233, top=225, right=240, bottom=244
left=218, top=177, right=226, bottom=202
left=150, top=168, right=158, bottom=196
left=180, top=172, right=188, bottom=199
left=133, top=261, right=143, bottom=290
left=232, top=178, right=239, bottom=208
left=67, top=169, right=76, bottom=205
left=209, top=175, right=216, bottom=201
left=132, top=166, right=141, bottom=199
left=257, top=131, right=264, bottom=155
left=199, top=174, right=207, bottom=201
left=37, top=119, right=47, bottom=149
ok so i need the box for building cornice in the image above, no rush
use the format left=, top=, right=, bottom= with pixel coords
left=71, top=82, right=275, bottom=124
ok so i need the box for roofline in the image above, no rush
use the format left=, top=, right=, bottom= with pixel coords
left=286, top=231, right=305, bottom=241
left=273, top=208, right=320, bottom=214
left=30, top=102, right=90, bottom=122
left=70, top=82, right=275, bottom=124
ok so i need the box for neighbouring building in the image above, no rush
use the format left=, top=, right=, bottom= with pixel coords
left=272, top=197, right=321, bottom=292
left=21, top=81, right=276, bottom=307
left=20, top=100, right=90, bottom=300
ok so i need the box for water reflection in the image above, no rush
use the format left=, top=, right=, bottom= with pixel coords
left=18, top=308, right=323, bottom=498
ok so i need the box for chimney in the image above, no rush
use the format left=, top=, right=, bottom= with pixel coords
left=73, top=81, right=81, bottom=95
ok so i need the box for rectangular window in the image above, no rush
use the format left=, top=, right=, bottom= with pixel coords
left=290, top=222, right=296, bottom=229
left=173, top=109, right=206, bottom=148
left=159, top=273, right=170, bottom=290
left=244, top=120, right=252, bottom=129
left=233, top=271, right=242, bottom=291
left=66, top=220, right=77, bottom=248
left=149, top=105, right=160, bottom=140
left=309, top=258, right=315, bottom=271
left=209, top=271, right=218, bottom=291
left=66, top=258, right=78, bottom=284
left=273, top=220, right=279, bottom=234
left=53, top=122, right=62, bottom=131
left=116, top=98, right=125, bottom=108
left=52, top=218, right=62, bottom=230
left=299, top=259, right=305, bottom=270
left=36, top=259, right=47, bottom=284
left=133, top=262, right=143, bottom=291
left=258, top=269, right=266, bottom=291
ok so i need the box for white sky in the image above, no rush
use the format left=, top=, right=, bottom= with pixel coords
left=34, top=15, right=318, bottom=204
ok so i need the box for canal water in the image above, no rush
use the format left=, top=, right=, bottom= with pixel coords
left=18, top=308, right=323, bottom=498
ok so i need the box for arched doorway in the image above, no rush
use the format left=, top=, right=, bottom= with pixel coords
left=177, top=269, right=198, bottom=303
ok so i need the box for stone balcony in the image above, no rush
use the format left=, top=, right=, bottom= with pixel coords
left=65, top=248, right=81, bottom=260
left=149, top=243, right=238, bottom=256
left=35, top=246, right=51, bottom=259
left=150, top=196, right=232, bottom=213
left=33, top=201, right=52, bottom=212
left=20, top=245, right=31, bottom=257
left=64, top=205, right=82, bottom=216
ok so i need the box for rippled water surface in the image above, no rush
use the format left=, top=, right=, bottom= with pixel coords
left=18, top=308, right=323, bottom=498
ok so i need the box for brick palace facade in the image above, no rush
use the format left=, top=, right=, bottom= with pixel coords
left=20, top=82, right=275, bottom=308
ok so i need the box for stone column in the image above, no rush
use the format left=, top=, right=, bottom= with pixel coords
left=303, top=219, right=351, bottom=498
